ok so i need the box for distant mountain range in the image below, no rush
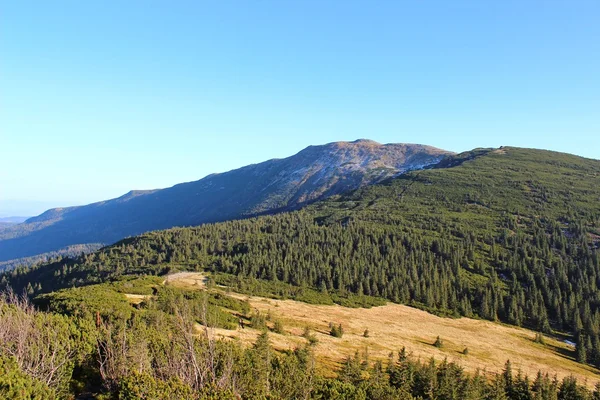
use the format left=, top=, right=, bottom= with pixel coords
left=0, top=140, right=452, bottom=264
left=0, top=216, right=30, bottom=224
left=0, top=217, right=30, bottom=233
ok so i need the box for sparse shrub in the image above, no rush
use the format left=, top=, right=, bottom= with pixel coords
left=307, top=334, right=319, bottom=346
left=250, top=311, right=267, bottom=330
left=302, top=326, right=311, bottom=338
left=330, top=323, right=344, bottom=338
left=462, top=347, right=469, bottom=356
left=363, top=328, right=370, bottom=338
left=302, top=326, right=319, bottom=345
left=433, top=336, right=443, bottom=348
left=273, top=319, right=284, bottom=334
left=0, top=291, right=80, bottom=396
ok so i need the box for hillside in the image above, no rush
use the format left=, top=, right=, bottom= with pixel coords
left=0, top=140, right=450, bottom=263
left=4, top=271, right=598, bottom=399
left=5, top=146, right=600, bottom=333
left=3, top=146, right=600, bottom=398
left=164, top=273, right=598, bottom=386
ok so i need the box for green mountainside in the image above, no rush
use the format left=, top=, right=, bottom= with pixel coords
left=2, top=146, right=600, bottom=399
left=0, top=140, right=450, bottom=263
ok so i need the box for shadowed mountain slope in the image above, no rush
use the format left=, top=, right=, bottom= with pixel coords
left=0, top=140, right=451, bottom=262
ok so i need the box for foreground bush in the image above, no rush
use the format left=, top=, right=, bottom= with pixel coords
left=0, top=355, right=55, bottom=400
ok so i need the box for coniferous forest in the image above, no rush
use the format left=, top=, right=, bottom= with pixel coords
left=2, top=147, right=600, bottom=398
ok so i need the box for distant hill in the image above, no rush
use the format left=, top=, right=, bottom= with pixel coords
left=0, top=216, right=30, bottom=231
left=0, top=217, right=30, bottom=232
left=0, top=140, right=451, bottom=262
left=0, top=243, right=103, bottom=272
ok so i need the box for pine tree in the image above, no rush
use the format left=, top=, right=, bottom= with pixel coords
left=488, top=373, right=508, bottom=400
left=512, top=369, right=533, bottom=400
left=252, top=331, right=272, bottom=396
left=502, top=360, right=513, bottom=395
left=576, top=334, right=587, bottom=364
left=338, top=351, right=363, bottom=386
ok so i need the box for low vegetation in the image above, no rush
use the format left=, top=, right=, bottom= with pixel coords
left=1, top=280, right=600, bottom=399
left=207, top=289, right=599, bottom=387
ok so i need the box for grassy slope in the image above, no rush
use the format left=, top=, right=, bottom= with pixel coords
left=167, top=272, right=600, bottom=387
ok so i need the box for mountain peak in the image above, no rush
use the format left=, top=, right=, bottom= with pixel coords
left=345, top=138, right=380, bottom=146
left=0, top=140, right=454, bottom=263
left=328, top=139, right=381, bottom=150
left=352, top=138, right=378, bottom=143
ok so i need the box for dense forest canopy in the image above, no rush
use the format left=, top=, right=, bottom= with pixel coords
left=2, top=146, right=600, bottom=398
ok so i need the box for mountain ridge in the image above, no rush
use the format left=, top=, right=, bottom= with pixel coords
left=0, top=140, right=452, bottom=263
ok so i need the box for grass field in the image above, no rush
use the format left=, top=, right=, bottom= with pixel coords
left=164, top=272, right=600, bottom=387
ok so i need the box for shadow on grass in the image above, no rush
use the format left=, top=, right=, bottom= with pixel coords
left=417, top=339, right=438, bottom=347
left=547, top=342, right=575, bottom=362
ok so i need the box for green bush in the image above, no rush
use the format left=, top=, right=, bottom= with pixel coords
left=250, top=311, right=267, bottom=330
left=330, top=323, right=344, bottom=338
left=36, top=285, right=134, bottom=320
left=0, top=356, right=55, bottom=400
left=273, top=319, right=285, bottom=334
left=117, top=373, right=197, bottom=400
left=312, top=377, right=367, bottom=400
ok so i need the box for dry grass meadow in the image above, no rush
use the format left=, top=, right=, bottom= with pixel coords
left=163, top=272, right=600, bottom=386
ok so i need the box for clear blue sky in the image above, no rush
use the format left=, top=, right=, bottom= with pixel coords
left=1, top=1, right=599, bottom=216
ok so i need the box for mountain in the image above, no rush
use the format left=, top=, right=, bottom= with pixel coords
left=0, top=147, right=600, bottom=400
left=4, top=146, right=600, bottom=381
left=0, top=140, right=451, bottom=263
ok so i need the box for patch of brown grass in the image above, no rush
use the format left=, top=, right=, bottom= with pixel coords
left=123, top=293, right=150, bottom=305
left=163, top=272, right=207, bottom=289
left=211, top=294, right=600, bottom=386
left=161, top=273, right=599, bottom=386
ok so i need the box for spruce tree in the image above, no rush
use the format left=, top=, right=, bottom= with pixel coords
left=576, top=334, right=587, bottom=364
